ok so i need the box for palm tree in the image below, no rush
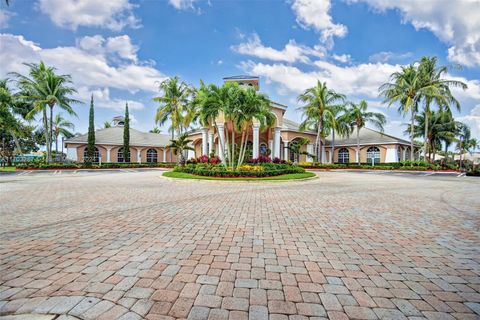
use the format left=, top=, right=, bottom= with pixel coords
left=13, top=62, right=79, bottom=162
left=323, top=104, right=351, bottom=163
left=150, top=127, right=161, bottom=133
left=287, top=138, right=312, bottom=163
left=417, top=57, right=467, bottom=161
left=380, top=64, right=422, bottom=161
left=345, top=100, right=386, bottom=165
left=0, top=79, right=23, bottom=154
left=103, top=121, right=111, bottom=128
left=167, top=133, right=194, bottom=165
left=455, top=123, right=471, bottom=170
left=297, top=81, right=345, bottom=163
left=52, top=113, right=75, bottom=155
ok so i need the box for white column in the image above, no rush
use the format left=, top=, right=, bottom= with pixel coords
left=201, top=127, right=209, bottom=156
left=163, top=148, right=167, bottom=162
left=306, top=144, right=314, bottom=162
left=187, top=144, right=195, bottom=160
left=252, top=123, right=260, bottom=159
left=208, top=132, right=214, bottom=155
left=106, top=147, right=112, bottom=163
left=217, top=123, right=225, bottom=161
left=283, top=141, right=289, bottom=161
left=137, top=148, right=142, bottom=163
left=268, top=140, right=273, bottom=158
left=385, top=147, right=397, bottom=163
left=273, top=127, right=281, bottom=159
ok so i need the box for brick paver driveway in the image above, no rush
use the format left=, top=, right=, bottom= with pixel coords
left=1, top=170, right=479, bottom=320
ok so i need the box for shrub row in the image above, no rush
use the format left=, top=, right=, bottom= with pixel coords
left=298, top=161, right=440, bottom=171
left=16, top=162, right=177, bottom=170
left=175, top=163, right=305, bottom=178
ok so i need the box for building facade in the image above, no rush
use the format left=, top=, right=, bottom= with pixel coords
left=65, top=76, right=419, bottom=164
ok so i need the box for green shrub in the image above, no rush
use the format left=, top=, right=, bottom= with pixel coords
left=16, top=162, right=177, bottom=170
left=174, top=162, right=304, bottom=178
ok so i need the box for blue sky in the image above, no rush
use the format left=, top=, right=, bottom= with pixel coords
left=1, top=0, right=479, bottom=143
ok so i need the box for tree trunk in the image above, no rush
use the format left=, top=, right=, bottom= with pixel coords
left=356, top=127, right=360, bottom=165
left=423, top=102, right=430, bottom=162
left=55, top=133, right=59, bottom=155
left=49, top=106, right=54, bottom=162
left=231, top=127, right=235, bottom=169
left=316, top=121, right=322, bottom=163
left=410, top=108, right=415, bottom=163
left=43, top=108, right=51, bottom=163
left=239, top=127, right=249, bottom=167
left=11, top=132, right=22, bottom=155
left=331, top=130, right=335, bottom=163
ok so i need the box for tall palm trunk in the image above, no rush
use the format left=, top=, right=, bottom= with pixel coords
left=316, top=120, right=323, bottom=163
left=231, top=127, right=235, bottom=169
left=331, top=130, right=335, bottom=163
left=410, top=108, right=415, bottom=162
left=238, top=127, right=250, bottom=168
left=11, top=132, right=22, bottom=154
left=49, top=105, right=54, bottom=161
left=356, top=126, right=360, bottom=165
left=423, top=101, right=430, bottom=162
left=55, top=133, right=59, bottom=154
left=42, top=108, right=51, bottom=163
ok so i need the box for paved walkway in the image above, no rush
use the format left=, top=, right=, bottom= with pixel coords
left=0, top=171, right=479, bottom=320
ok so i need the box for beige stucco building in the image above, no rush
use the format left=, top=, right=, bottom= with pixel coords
left=65, top=76, right=419, bottom=164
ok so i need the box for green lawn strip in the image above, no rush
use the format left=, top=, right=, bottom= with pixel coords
left=163, top=171, right=316, bottom=181
left=0, top=166, right=16, bottom=172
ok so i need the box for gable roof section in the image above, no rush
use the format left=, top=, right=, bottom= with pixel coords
left=329, top=127, right=411, bottom=146
left=65, top=127, right=171, bottom=147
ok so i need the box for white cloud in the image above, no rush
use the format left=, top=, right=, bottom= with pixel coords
left=38, top=0, right=139, bottom=31
left=0, top=9, right=14, bottom=29
left=291, top=0, right=347, bottom=45
left=368, top=51, right=412, bottom=63
left=76, top=35, right=139, bottom=62
left=349, top=0, right=480, bottom=67
left=76, top=87, right=145, bottom=111
left=240, top=59, right=399, bottom=98
left=456, top=105, right=480, bottom=140
left=168, top=0, right=198, bottom=10
left=232, top=33, right=325, bottom=63
left=0, top=34, right=165, bottom=93
left=332, top=54, right=351, bottom=63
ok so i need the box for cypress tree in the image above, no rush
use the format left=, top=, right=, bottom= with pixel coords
left=123, top=102, right=130, bottom=162
left=86, top=94, right=95, bottom=162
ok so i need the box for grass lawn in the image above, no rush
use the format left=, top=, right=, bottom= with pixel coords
left=163, top=171, right=316, bottom=181
left=0, top=166, right=16, bottom=172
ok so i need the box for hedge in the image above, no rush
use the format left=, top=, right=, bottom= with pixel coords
left=16, top=162, right=177, bottom=170
left=175, top=164, right=305, bottom=178
left=298, top=161, right=440, bottom=171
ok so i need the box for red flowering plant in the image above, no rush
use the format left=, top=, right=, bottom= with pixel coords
left=197, top=155, right=210, bottom=163
left=209, top=156, right=221, bottom=165
left=247, top=156, right=272, bottom=164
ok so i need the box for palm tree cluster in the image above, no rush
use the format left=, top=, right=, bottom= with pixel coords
left=380, top=56, right=468, bottom=162
left=3, top=62, right=80, bottom=163
left=296, top=81, right=385, bottom=164
left=154, top=79, right=275, bottom=169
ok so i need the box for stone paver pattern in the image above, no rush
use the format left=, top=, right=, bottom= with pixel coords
left=0, top=170, right=479, bottom=320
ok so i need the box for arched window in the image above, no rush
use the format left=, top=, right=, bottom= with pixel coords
left=338, top=148, right=349, bottom=163
left=83, top=147, right=100, bottom=162
left=117, top=147, right=131, bottom=163
left=366, top=146, right=380, bottom=164
left=146, top=148, right=157, bottom=163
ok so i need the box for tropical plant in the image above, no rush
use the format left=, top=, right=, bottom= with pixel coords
left=153, top=76, right=192, bottom=138
left=380, top=64, right=421, bottom=161
left=287, top=138, right=312, bottom=163
left=12, top=61, right=79, bottom=162
left=323, top=104, right=351, bottom=163
left=345, top=100, right=386, bottom=165
left=167, top=133, right=194, bottom=165
left=297, top=81, right=345, bottom=163
left=0, top=79, right=23, bottom=154
left=52, top=113, right=74, bottom=155
left=150, top=127, right=161, bottom=133
left=123, top=102, right=130, bottom=162
left=103, top=120, right=111, bottom=128
left=416, top=57, right=467, bottom=161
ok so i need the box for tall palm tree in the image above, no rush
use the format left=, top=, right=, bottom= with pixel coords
left=345, top=100, right=386, bottom=165
left=417, top=57, right=467, bottom=161
left=13, top=62, right=79, bottom=162
left=455, top=123, right=471, bottom=170
left=380, top=64, right=422, bottom=161
left=0, top=79, right=23, bottom=154
left=297, top=81, right=345, bottom=163
left=153, top=77, right=192, bottom=139
left=167, top=133, right=194, bottom=165
left=52, top=113, right=75, bottom=155
left=323, top=104, right=351, bottom=163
